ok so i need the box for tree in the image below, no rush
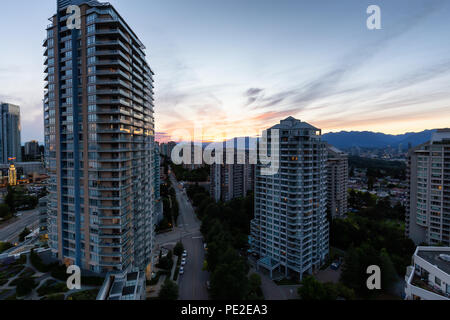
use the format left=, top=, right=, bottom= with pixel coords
left=298, top=276, right=330, bottom=300
left=379, top=248, right=397, bottom=291
left=298, top=277, right=355, bottom=300
left=248, top=273, right=261, bottom=291
left=210, top=248, right=249, bottom=300
left=16, top=278, right=36, bottom=297
left=19, top=228, right=31, bottom=242
left=159, top=279, right=179, bottom=300
left=0, top=242, right=14, bottom=254
left=4, top=186, right=15, bottom=212
left=0, top=204, right=11, bottom=220
left=174, top=242, right=184, bottom=257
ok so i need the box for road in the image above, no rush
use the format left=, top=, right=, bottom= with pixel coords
left=0, top=208, right=40, bottom=243
left=155, top=171, right=209, bottom=300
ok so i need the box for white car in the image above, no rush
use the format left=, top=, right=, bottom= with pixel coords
left=179, top=267, right=184, bottom=275
left=182, top=250, right=187, bottom=258
left=181, top=258, right=186, bottom=266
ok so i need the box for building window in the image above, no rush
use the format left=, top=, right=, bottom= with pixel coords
left=87, top=14, right=97, bottom=23
left=87, top=24, right=95, bottom=34
left=87, top=36, right=95, bottom=45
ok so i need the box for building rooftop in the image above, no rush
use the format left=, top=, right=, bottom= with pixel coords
left=431, top=129, right=450, bottom=143
left=127, top=272, right=138, bottom=282
left=97, top=269, right=146, bottom=300
left=417, top=249, right=450, bottom=275
left=271, top=117, right=320, bottom=131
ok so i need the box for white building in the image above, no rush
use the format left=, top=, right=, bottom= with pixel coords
left=97, top=269, right=147, bottom=300
left=405, top=246, right=450, bottom=300
left=251, top=117, right=329, bottom=280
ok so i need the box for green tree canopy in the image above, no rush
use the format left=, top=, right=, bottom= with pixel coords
left=159, top=279, right=179, bottom=300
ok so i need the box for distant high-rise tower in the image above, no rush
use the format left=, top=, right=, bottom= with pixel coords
left=406, top=129, right=450, bottom=246
left=326, top=145, right=348, bottom=219
left=24, top=140, right=40, bottom=160
left=154, top=142, right=163, bottom=223
left=0, top=103, right=22, bottom=163
left=210, top=146, right=255, bottom=202
left=250, top=117, right=329, bottom=280
left=44, top=0, right=156, bottom=274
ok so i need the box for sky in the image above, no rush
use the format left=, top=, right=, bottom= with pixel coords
left=0, top=0, right=449, bottom=144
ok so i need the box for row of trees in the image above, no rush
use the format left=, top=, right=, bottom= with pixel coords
left=332, top=191, right=415, bottom=298
left=171, top=164, right=210, bottom=182
left=157, top=242, right=184, bottom=300
left=298, top=276, right=355, bottom=300
left=348, top=190, right=405, bottom=221
left=157, top=180, right=179, bottom=231
left=186, top=184, right=261, bottom=300
left=1, top=186, right=39, bottom=224
left=348, top=156, right=406, bottom=180
left=4, top=186, right=39, bottom=213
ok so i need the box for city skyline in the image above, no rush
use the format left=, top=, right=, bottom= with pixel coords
left=1, top=0, right=450, bottom=143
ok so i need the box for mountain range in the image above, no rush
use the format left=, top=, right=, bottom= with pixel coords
left=322, top=130, right=436, bottom=150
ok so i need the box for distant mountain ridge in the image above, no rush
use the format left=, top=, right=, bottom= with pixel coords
left=322, top=130, right=436, bottom=149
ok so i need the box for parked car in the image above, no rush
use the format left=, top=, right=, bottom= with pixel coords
left=182, top=250, right=187, bottom=258
left=181, top=258, right=186, bottom=266
left=331, top=260, right=342, bottom=270
left=179, top=267, right=184, bottom=275
left=206, top=281, right=211, bottom=290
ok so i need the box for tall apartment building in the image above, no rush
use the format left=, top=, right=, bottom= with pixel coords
left=160, top=141, right=176, bottom=158
left=24, top=140, right=41, bottom=160
left=154, top=142, right=163, bottom=223
left=0, top=103, right=22, bottom=163
left=251, top=117, right=329, bottom=280
left=210, top=147, right=255, bottom=202
left=406, top=129, right=450, bottom=246
left=326, top=145, right=348, bottom=219
left=181, top=142, right=205, bottom=171
left=43, top=0, right=156, bottom=274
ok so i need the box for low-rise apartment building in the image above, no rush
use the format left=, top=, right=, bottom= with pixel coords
left=405, top=246, right=450, bottom=300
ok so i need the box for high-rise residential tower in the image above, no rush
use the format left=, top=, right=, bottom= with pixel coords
left=210, top=147, right=255, bottom=202
left=406, top=129, right=450, bottom=246
left=326, top=145, right=348, bottom=219
left=44, top=0, right=156, bottom=274
left=24, top=140, right=40, bottom=159
left=0, top=103, right=22, bottom=163
left=250, top=117, right=329, bottom=280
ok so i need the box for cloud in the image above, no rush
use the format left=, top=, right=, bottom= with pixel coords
left=245, top=88, right=264, bottom=97
left=237, top=0, right=450, bottom=132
